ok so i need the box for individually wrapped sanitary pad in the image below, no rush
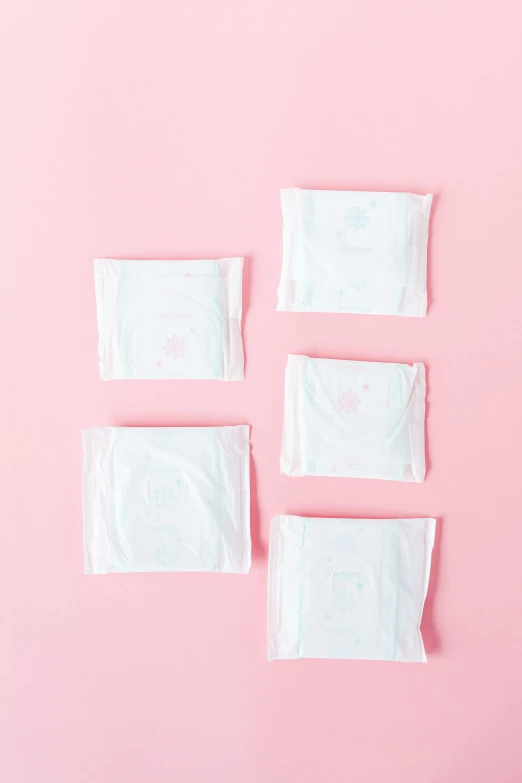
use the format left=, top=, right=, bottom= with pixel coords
left=278, top=188, right=433, bottom=316
left=268, top=515, right=436, bottom=662
left=82, top=426, right=251, bottom=574
left=281, top=355, right=426, bottom=482
left=94, top=258, right=244, bottom=380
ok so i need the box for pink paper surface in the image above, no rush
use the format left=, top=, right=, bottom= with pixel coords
left=2, top=1, right=522, bottom=781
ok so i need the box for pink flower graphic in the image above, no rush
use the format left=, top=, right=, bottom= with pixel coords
left=338, top=389, right=361, bottom=414
left=362, top=383, right=370, bottom=392
left=163, top=335, right=187, bottom=359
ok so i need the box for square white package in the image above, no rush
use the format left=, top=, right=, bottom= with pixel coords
left=268, top=515, right=436, bottom=662
left=95, top=257, right=244, bottom=380
left=82, top=425, right=251, bottom=574
left=281, top=355, right=426, bottom=482
left=278, top=188, right=433, bottom=316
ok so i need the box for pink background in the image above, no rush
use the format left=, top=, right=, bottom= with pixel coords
left=2, top=1, right=522, bottom=781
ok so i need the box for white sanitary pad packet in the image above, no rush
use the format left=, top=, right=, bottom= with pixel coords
left=278, top=188, right=433, bottom=316
left=268, top=515, right=436, bottom=662
left=94, top=257, right=244, bottom=380
left=281, top=355, right=426, bottom=482
left=82, top=425, right=251, bottom=574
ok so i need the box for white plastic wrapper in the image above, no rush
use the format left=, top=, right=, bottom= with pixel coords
left=278, top=188, right=432, bottom=316
left=82, top=426, right=251, bottom=574
left=94, top=257, right=244, bottom=380
left=268, top=515, right=436, bottom=662
left=281, top=355, right=426, bottom=482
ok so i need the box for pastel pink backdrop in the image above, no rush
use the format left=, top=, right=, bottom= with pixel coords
left=2, top=1, right=522, bottom=781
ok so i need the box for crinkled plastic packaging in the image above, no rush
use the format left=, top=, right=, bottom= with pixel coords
left=268, top=515, right=436, bottom=662
left=278, top=188, right=432, bottom=316
left=281, top=354, right=426, bottom=482
left=82, top=426, right=250, bottom=574
left=95, top=257, right=244, bottom=380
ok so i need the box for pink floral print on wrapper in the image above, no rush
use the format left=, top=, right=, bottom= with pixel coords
left=338, top=389, right=361, bottom=414
left=163, top=335, right=187, bottom=359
